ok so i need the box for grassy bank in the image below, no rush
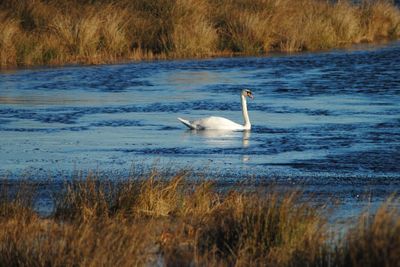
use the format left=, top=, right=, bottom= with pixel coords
left=0, top=172, right=399, bottom=266
left=0, top=0, right=399, bottom=67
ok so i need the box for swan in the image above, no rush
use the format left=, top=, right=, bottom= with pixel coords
left=178, top=89, right=254, bottom=131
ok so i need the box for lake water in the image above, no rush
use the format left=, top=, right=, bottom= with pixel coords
left=1, top=42, right=399, bottom=212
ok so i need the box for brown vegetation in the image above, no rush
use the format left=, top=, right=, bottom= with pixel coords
left=0, top=0, right=399, bottom=67
left=0, top=171, right=399, bottom=266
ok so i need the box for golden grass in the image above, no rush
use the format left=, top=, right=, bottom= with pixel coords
left=360, top=0, right=400, bottom=42
left=0, top=172, right=399, bottom=266
left=0, top=0, right=399, bottom=67
left=172, top=0, right=218, bottom=58
left=0, top=12, right=20, bottom=67
left=337, top=199, right=400, bottom=267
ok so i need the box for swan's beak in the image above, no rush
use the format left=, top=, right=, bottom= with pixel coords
left=248, top=94, right=254, bottom=100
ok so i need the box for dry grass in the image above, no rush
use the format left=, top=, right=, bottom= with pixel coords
left=0, top=12, right=20, bottom=67
left=0, top=0, right=399, bottom=67
left=335, top=199, right=400, bottom=267
left=0, top=172, right=399, bottom=266
left=360, top=0, right=400, bottom=42
left=171, top=0, right=218, bottom=58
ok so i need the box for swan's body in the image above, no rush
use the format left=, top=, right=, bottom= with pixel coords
left=178, top=89, right=253, bottom=131
left=178, top=116, right=246, bottom=130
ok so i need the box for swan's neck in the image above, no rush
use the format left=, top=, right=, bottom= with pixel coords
left=241, top=95, right=251, bottom=129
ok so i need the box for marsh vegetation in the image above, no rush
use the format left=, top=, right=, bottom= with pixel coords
left=0, top=171, right=399, bottom=266
left=1, top=0, right=400, bottom=67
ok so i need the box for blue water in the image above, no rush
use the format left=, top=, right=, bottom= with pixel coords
left=1, top=42, right=399, bottom=211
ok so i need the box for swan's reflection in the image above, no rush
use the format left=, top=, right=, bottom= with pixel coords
left=182, top=130, right=251, bottom=164
left=183, top=129, right=251, bottom=148
left=242, top=130, right=250, bottom=148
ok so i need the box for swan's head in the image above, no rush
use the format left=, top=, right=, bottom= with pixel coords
left=242, top=89, right=254, bottom=99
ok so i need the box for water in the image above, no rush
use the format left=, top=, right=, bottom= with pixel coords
left=1, top=42, right=399, bottom=213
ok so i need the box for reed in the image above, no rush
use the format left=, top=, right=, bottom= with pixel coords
left=0, top=172, right=399, bottom=266
left=336, top=199, right=400, bottom=267
left=0, top=0, right=399, bottom=67
left=171, top=0, right=218, bottom=58
left=0, top=12, right=20, bottom=67
left=360, top=0, right=400, bottom=42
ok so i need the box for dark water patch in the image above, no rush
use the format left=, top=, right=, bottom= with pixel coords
left=252, top=126, right=291, bottom=134
left=0, top=121, right=147, bottom=132
left=258, top=138, right=307, bottom=154
left=160, top=126, right=181, bottom=130
left=0, top=127, right=55, bottom=133
left=367, top=131, right=400, bottom=143
left=90, top=120, right=144, bottom=127
left=111, top=146, right=257, bottom=156
left=0, top=126, right=91, bottom=133
left=253, top=122, right=392, bottom=154
left=2, top=65, right=154, bottom=92
left=60, top=126, right=91, bottom=132
left=39, top=111, right=84, bottom=124
left=0, top=108, right=36, bottom=117
left=0, top=118, right=12, bottom=125
left=206, top=84, right=250, bottom=94
left=0, top=108, right=84, bottom=124
left=374, top=119, right=400, bottom=129
left=259, top=48, right=400, bottom=97
left=118, top=147, right=190, bottom=155
left=290, top=149, right=400, bottom=173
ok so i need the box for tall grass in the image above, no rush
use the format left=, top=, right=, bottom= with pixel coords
left=0, top=12, right=20, bottom=66
left=0, top=172, right=399, bottom=266
left=0, top=0, right=399, bottom=67
left=337, top=200, right=400, bottom=267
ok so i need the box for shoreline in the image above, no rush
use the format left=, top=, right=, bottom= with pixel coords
left=1, top=169, right=399, bottom=218
left=1, top=39, right=399, bottom=72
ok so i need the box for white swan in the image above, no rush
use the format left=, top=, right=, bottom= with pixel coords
left=178, top=89, right=254, bottom=131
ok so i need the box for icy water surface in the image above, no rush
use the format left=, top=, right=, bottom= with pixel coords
left=1, top=42, right=400, bottom=209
